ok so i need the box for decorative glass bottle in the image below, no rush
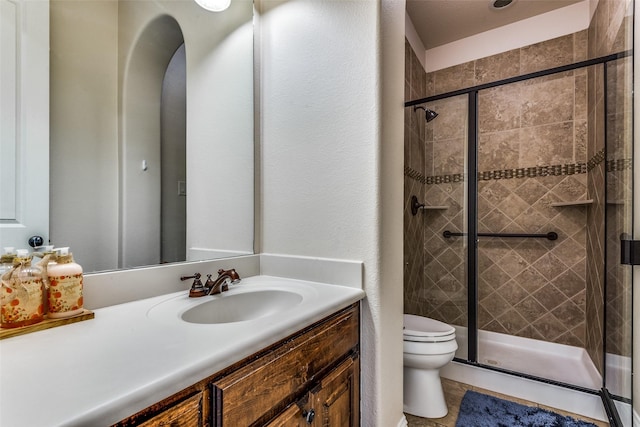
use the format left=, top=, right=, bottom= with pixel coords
left=1, top=250, right=45, bottom=328
left=0, top=247, right=16, bottom=277
left=47, top=248, right=83, bottom=318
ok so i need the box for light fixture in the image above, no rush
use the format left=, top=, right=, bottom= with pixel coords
left=194, top=0, right=231, bottom=12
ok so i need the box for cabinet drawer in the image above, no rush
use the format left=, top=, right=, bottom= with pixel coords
left=137, top=392, right=204, bottom=427
left=212, top=306, right=359, bottom=426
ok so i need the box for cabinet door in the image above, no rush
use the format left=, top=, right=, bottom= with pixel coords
left=211, top=307, right=358, bottom=426
left=137, top=392, right=204, bottom=427
left=309, top=354, right=360, bottom=427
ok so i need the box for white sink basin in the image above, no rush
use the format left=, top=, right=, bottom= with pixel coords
left=181, top=290, right=303, bottom=324
left=146, top=278, right=321, bottom=326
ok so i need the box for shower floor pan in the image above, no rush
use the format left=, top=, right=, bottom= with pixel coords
left=454, top=327, right=602, bottom=390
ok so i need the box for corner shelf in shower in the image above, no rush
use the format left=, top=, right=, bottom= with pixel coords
left=550, top=199, right=593, bottom=207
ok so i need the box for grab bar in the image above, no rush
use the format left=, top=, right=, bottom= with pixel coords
left=442, top=230, right=558, bottom=241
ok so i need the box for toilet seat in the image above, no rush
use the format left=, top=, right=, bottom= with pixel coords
left=403, top=314, right=456, bottom=343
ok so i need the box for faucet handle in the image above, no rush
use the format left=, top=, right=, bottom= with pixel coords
left=181, top=273, right=206, bottom=298
left=204, top=274, right=215, bottom=291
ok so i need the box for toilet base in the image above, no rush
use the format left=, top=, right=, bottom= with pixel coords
left=403, top=366, right=448, bottom=418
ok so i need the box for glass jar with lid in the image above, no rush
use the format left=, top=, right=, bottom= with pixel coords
left=1, top=250, right=45, bottom=328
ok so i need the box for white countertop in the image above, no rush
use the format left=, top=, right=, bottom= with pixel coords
left=0, top=275, right=365, bottom=427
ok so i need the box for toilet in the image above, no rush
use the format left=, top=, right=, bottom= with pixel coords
left=403, top=314, right=458, bottom=418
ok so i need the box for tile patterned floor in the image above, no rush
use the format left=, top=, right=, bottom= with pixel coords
left=405, top=378, right=609, bottom=427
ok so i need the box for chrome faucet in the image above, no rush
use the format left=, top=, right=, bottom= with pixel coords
left=204, top=269, right=241, bottom=295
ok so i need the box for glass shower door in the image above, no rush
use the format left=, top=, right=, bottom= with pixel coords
left=475, top=68, right=601, bottom=389
left=417, top=95, right=470, bottom=360
left=603, top=56, right=633, bottom=426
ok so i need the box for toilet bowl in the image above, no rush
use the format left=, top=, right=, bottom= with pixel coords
left=403, top=314, right=458, bottom=419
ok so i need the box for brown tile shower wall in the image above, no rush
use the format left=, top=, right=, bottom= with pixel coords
left=475, top=71, right=589, bottom=347
left=404, top=40, right=427, bottom=316
left=427, top=31, right=587, bottom=98
left=421, top=95, right=468, bottom=326
left=585, top=62, right=606, bottom=375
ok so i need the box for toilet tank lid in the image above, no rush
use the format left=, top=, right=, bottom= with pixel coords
left=403, top=314, right=455, bottom=337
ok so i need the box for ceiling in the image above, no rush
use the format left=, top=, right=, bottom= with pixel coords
left=406, top=0, right=584, bottom=50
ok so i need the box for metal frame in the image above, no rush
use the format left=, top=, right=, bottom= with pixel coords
left=443, top=230, right=558, bottom=240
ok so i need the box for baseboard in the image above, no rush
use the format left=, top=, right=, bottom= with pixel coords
left=397, top=414, right=408, bottom=427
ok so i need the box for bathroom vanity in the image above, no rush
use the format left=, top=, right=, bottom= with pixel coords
left=0, top=274, right=364, bottom=426
left=115, top=303, right=359, bottom=426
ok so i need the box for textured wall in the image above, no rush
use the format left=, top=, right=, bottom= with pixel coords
left=260, top=2, right=405, bottom=425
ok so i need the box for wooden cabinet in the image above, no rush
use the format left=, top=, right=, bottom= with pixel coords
left=267, top=353, right=360, bottom=427
left=113, top=304, right=359, bottom=427
left=265, top=403, right=307, bottom=427
left=307, top=355, right=359, bottom=426
left=137, top=392, right=205, bottom=427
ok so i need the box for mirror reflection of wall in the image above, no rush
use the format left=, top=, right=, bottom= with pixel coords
left=46, top=0, right=254, bottom=273
left=161, top=44, right=187, bottom=265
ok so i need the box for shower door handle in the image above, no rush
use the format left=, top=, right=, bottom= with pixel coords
left=620, top=236, right=640, bottom=265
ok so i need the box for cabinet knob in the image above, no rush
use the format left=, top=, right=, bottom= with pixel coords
left=303, top=409, right=315, bottom=423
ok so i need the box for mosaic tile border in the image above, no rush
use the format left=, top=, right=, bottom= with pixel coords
left=404, top=166, right=426, bottom=184
left=404, top=149, right=630, bottom=185
left=606, top=158, right=632, bottom=172
left=587, top=149, right=606, bottom=171
left=477, top=163, right=587, bottom=182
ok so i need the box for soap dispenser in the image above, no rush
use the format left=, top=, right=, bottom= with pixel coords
left=46, top=247, right=83, bottom=318
left=1, top=249, right=45, bottom=328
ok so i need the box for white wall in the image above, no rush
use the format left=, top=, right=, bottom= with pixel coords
left=417, top=0, right=595, bottom=72
left=258, top=1, right=405, bottom=425
left=161, top=45, right=187, bottom=264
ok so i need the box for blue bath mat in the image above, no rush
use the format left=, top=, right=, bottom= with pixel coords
left=455, top=390, right=597, bottom=427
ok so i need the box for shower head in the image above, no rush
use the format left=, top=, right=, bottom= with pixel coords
left=413, top=105, right=439, bottom=123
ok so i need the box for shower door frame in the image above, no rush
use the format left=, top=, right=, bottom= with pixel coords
left=406, top=49, right=633, bottom=427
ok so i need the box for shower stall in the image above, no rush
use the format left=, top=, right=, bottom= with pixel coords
left=403, top=27, right=633, bottom=426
